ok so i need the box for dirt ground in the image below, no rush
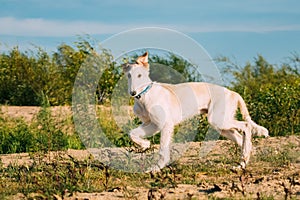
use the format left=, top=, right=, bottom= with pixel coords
left=1, top=106, right=300, bottom=199
left=1, top=106, right=72, bottom=123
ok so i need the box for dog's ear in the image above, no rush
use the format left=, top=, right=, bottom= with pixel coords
left=136, top=52, right=149, bottom=68
left=122, top=63, right=130, bottom=72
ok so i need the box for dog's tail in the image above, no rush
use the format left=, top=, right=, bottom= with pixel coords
left=237, top=93, right=269, bottom=137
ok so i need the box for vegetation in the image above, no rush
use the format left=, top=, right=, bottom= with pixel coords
left=0, top=39, right=299, bottom=154
left=0, top=103, right=84, bottom=154
left=219, top=54, right=299, bottom=136
left=0, top=135, right=299, bottom=199
left=0, top=37, right=299, bottom=199
left=0, top=39, right=119, bottom=106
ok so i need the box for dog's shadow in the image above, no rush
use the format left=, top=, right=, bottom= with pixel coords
left=198, top=184, right=222, bottom=194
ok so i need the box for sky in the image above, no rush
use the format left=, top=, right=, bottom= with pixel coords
left=0, top=0, right=300, bottom=65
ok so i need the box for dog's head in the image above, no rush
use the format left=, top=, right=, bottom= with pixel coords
left=122, top=52, right=152, bottom=97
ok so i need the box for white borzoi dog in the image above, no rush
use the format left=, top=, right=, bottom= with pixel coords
left=123, top=52, right=269, bottom=172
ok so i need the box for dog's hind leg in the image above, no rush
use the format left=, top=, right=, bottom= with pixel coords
left=240, top=123, right=252, bottom=168
left=129, top=122, right=159, bottom=150
left=226, top=120, right=252, bottom=169
left=221, top=130, right=243, bottom=147
left=221, top=127, right=252, bottom=169
left=210, top=117, right=252, bottom=169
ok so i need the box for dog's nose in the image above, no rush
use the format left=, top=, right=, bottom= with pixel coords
left=130, top=91, right=136, bottom=96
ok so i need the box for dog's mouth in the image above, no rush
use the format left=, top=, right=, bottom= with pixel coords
left=130, top=82, right=153, bottom=99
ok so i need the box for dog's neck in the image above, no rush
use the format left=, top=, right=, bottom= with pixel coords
left=135, top=82, right=153, bottom=99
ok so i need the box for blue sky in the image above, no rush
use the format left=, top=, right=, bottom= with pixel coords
left=0, top=0, right=300, bottom=65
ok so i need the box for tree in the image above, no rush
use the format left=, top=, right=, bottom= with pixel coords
left=150, top=53, right=202, bottom=83
left=0, top=47, right=40, bottom=105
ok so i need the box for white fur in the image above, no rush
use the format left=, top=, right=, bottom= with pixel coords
left=123, top=52, right=269, bottom=172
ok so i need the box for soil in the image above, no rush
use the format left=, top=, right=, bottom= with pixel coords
left=1, top=106, right=72, bottom=123
left=1, top=106, right=300, bottom=199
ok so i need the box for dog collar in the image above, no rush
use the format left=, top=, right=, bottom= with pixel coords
left=135, top=82, right=153, bottom=99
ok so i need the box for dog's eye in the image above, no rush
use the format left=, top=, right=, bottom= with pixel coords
left=127, top=74, right=131, bottom=79
left=138, top=74, right=142, bottom=78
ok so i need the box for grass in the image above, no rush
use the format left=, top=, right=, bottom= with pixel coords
left=0, top=153, right=105, bottom=198
left=255, top=144, right=299, bottom=167
left=0, top=141, right=299, bottom=199
left=0, top=105, right=84, bottom=154
left=0, top=147, right=229, bottom=198
left=0, top=154, right=182, bottom=198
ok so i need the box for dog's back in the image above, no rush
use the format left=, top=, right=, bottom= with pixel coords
left=159, top=82, right=222, bottom=122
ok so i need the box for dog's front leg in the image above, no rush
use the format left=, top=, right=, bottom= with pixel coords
left=129, top=123, right=159, bottom=150
left=146, top=124, right=174, bottom=173
left=158, top=124, right=173, bottom=167
left=144, top=104, right=174, bottom=173
left=129, top=127, right=150, bottom=150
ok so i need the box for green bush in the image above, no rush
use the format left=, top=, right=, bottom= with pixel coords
left=0, top=39, right=104, bottom=106
left=220, top=55, right=300, bottom=136
left=0, top=119, right=35, bottom=153
left=247, top=82, right=299, bottom=136
left=0, top=106, right=84, bottom=154
left=0, top=48, right=41, bottom=105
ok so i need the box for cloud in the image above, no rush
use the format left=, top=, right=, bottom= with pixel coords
left=0, top=17, right=131, bottom=37
left=1, top=17, right=300, bottom=37
left=176, top=23, right=300, bottom=33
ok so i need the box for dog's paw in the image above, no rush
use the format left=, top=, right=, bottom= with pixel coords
left=140, top=140, right=151, bottom=150
left=145, top=165, right=161, bottom=173
left=261, top=128, right=269, bottom=138
left=231, top=161, right=246, bottom=173
left=231, top=164, right=240, bottom=170
left=231, top=165, right=242, bottom=173
left=239, top=161, right=246, bottom=169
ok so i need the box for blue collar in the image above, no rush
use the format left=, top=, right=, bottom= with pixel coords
left=135, top=82, right=153, bottom=99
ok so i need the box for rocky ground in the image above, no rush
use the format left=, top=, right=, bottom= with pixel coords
left=1, top=106, right=299, bottom=199
left=1, top=136, right=299, bottom=199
